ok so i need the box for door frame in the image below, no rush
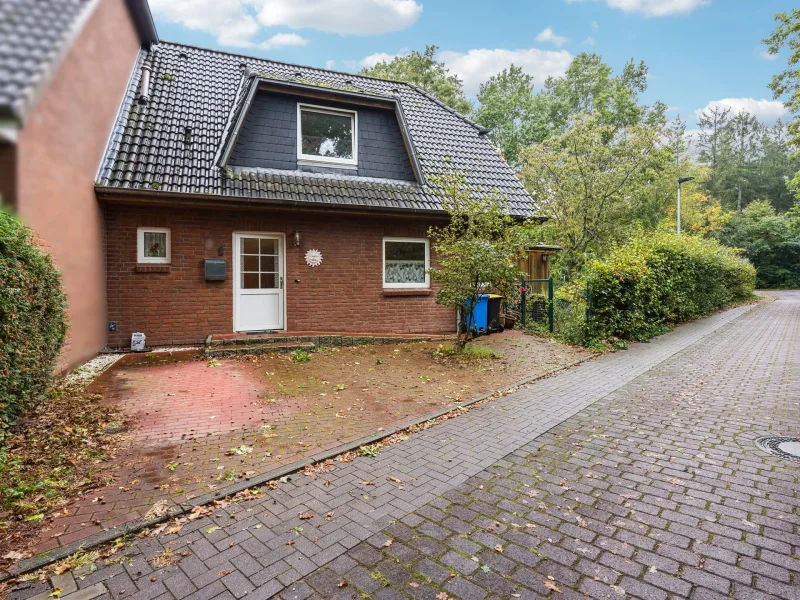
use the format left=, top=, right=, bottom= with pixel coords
left=232, top=231, right=287, bottom=333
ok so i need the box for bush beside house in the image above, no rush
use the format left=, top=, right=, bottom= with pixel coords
left=0, top=211, right=67, bottom=439
left=556, top=232, right=755, bottom=345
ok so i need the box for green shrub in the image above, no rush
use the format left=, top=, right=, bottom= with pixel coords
left=556, top=231, right=755, bottom=344
left=0, top=212, right=67, bottom=439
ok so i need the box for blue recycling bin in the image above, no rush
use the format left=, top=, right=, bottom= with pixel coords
left=465, top=294, right=503, bottom=336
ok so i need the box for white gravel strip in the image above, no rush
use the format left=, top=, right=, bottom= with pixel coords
left=62, top=353, right=125, bottom=388
left=149, top=346, right=202, bottom=353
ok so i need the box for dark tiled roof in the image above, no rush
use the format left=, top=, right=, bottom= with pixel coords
left=0, top=0, right=93, bottom=122
left=97, top=41, right=536, bottom=216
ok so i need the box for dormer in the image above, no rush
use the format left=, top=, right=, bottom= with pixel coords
left=216, top=75, right=423, bottom=184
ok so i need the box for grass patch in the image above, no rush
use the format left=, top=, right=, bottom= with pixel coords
left=290, top=349, right=312, bottom=362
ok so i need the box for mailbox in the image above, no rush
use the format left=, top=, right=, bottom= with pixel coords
left=205, top=258, right=226, bottom=281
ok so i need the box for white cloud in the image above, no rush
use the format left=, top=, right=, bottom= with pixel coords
left=149, top=0, right=421, bottom=49
left=695, top=98, right=787, bottom=124
left=149, top=0, right=260, bottom=47
left=254, top=0, right=422, bottom=35
left=566, top=0, right=708, bottom=17
left=259, top=32, right=308, bottom=50
left=361, top=52, right=403, bottom=68
left=440, top=48, right=573, bottom=96
left=591, top=20, right=599, bottom=31
left=758, top=49, right=778, bottom=61
left=535, top=27, right=569, bottom=47
left=325, top=60, right=337, bottom=69
left=582, top=36, right=596, bottom=46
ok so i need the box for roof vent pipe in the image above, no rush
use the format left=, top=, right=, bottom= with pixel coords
left=138, top=63, right=152, bottom=105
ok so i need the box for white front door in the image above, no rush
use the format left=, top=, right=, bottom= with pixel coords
left=233, top=233, right=284, bottom=332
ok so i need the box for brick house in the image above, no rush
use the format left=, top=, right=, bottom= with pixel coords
left=2, top=0, right=535, bottom=360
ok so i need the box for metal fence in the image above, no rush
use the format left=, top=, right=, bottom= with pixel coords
left=519, top=278, right=554, bottom=332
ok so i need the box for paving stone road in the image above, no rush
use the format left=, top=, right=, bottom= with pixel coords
left=10, top=292, right=800, bottom=600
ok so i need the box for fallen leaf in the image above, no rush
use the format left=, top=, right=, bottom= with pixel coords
left=337, top=580, right=348, bottom=588
left=544, top=580, right=561, bottom=593
left=205, top=526, right=221, bottom=534
left=383, top=539, right=393, bottom=547
left=323, top=480, right=331, bottom=487
left=299, top=512, right=314, bottom=520
left=436, top=593, right=449, bottom=600
left=409, top=582, right=419, bottom=588
left=360, top=480, right=375, bottom=486
left=218, top=570, right=231, bottom=576
left=49, top=589, right=62, bottom=597
left=494, top=545, right=504, bottom=553
left=2, top=551, right=27, bottom=560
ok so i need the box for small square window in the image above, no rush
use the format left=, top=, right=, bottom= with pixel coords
left=297, top=103, right=357, bottom=166
left=383, top=238, right=429, bottom=289
left=137, top=227, right=171, bottom=264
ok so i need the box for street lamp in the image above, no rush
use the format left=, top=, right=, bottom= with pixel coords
left=677, top=176, right=695, bottom=237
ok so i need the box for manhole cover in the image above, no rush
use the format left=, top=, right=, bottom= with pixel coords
left=755, top=436, right=800, bottom=461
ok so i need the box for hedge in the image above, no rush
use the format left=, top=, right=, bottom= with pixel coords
left=1, top=211, right=67, bottom=440
left=556, top=231, right=755, bottom=345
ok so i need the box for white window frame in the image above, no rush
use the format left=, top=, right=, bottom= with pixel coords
left=137, top=227, right=171, bottom=264
left=383, top=237, right=430, bottom=289
left=297, top=103, right=358, bottom=167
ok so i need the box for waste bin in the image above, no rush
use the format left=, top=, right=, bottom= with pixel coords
left=465, top=294, right=504, bottom=336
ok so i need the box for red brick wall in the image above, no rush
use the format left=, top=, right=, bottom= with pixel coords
left=14, top=0, right=140, bottom=370
left=104, top=203, right=456, bottom=347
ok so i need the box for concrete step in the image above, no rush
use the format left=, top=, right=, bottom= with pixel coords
left=204, top=341, right=315, bottom=358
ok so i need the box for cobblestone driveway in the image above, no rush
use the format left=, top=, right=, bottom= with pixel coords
left=10, top=293, right=799, bottom=600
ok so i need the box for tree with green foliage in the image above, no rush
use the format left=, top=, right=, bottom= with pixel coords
left=520, top=115, right=672, bottom=274
left=474, top=54, right=666, bottom=167
left=427, top=170, right=530, bottom=348
left=718, top=200, right=800, bottom=289
left=530, top=53, right=667, bottom=137
left=1, top=211, right=67, bottom=440
left=696, top=105, right=731, bottom=197
left=765, top=9, right=800, bottom=198
left=360, top=45, right=472, bottom=115
left=474, top=65, right=536, bottom=167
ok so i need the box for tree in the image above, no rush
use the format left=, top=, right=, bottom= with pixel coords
left=520, top=115, right=672, bottom=274
left=427, top=170, right=530, bottom=348
left=696, top=105, right=730, bottom=196
left=765, top=9, right=800, bottom=197
left=717, top=110, right=762, bottom=212
left=474, top=65, right=536, bottom=167
left=528, top=53, right=667, bottom=140
left=360, top=45, right=472, bottom=115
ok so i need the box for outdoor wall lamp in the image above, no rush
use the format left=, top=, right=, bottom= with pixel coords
left=293, top=231, right=301, bottom=247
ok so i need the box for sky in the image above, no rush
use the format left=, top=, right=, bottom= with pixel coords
left=149, top=0, right=793, bottom=130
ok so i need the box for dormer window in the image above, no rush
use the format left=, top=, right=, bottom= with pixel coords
left=297, top=103, right=357, bottom=167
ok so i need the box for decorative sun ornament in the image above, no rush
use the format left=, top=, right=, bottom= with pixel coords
left=304, top=249, right=323, bottom=268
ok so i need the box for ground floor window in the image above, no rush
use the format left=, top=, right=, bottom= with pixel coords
left=383, top=237, right=429, bottom=288
left=137, top=227, right=170, bottom=263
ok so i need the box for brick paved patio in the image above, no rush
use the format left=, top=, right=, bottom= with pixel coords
left=28, top=333, right=587, bottom=555
left=10, top=293, right=799, bottom=600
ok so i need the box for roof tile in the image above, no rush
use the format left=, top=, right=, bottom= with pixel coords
left=97, top=41, right=536, bottom=216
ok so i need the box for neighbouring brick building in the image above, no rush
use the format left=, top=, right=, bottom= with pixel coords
left=1, top=0, right=157, bottom=370
left=3, top=0, right=536, bottom=360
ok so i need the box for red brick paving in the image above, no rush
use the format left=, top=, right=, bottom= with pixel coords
left=29, top=334, right=588, bottom=554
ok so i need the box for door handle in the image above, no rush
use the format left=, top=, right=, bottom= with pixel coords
left=280, top=276, right=284, bottom=289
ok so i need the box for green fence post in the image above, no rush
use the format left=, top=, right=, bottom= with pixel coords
left=548, top=278, right=554, bottom=333
left=520, top=278, right=527, bottom=328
